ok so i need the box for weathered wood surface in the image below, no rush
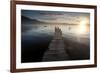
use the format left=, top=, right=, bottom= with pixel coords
left=43, top=27, right=69, bottom=61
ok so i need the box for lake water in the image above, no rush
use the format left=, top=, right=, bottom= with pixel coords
left=21, top=23, right=90, bottom=63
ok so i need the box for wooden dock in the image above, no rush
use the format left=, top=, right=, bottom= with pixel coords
left=43, top=27, right=69, bottom=61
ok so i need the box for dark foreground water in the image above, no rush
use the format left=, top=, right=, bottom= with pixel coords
left=21, top=32, right=52, bottom=63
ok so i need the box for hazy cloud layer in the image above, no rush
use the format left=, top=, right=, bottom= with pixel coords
left=22, top=10, right=90, bottom=24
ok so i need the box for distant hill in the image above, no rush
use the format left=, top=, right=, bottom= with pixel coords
left=21, top=16, right=47, bottom=24
left=21, top=16, right=84, bottom=25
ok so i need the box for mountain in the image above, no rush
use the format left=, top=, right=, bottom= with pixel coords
left=21, top=16, right=47, bottom=24
left=21, top=16, right=81, bottom=25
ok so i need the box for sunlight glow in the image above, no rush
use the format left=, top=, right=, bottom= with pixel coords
left=78, top=20, right=87, bottom=34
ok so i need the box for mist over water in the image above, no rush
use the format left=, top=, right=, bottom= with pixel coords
left=22, top=23, right=90, bottom=44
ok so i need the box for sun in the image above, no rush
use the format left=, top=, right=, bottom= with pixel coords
left=78, top=20, right=87, bottom=34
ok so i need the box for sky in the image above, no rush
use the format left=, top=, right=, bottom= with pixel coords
left=21, top=10, right=90, bottom=25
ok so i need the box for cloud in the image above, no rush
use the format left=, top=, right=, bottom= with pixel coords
left=22, top=10, right=90, bottom=24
